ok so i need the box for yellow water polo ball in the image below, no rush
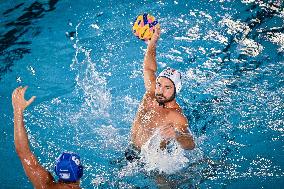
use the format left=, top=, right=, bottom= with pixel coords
left=132, top=13, right=159, bottom=41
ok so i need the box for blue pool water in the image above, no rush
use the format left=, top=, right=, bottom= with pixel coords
left=1, top=0, right=283, bottom=188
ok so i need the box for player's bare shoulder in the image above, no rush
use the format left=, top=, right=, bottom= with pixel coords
left=168, top=108, right=188, bottom=125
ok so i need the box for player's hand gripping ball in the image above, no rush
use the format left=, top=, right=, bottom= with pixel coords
left=132, top=13, right=159, bottom=41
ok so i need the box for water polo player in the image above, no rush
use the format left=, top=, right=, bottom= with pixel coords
left=12, top=86, right=83, bottom=189
left=127, top=25, right=195, bottom=162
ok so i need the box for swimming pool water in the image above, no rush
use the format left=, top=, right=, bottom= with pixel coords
left=1, top=0, right=283, bottom=188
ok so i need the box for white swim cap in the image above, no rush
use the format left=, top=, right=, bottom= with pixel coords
left=157, top=67, right=182, bottom=93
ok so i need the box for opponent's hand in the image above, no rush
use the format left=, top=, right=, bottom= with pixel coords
left=12, top=86, right=36, bottom=113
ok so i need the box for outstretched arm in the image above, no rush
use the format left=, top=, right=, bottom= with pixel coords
left=143, top=27, right=161, bottom=94
left=175, top=123, right=195, bottom=150
left=160, top=115, right=195, bottom=150
left=12, top=86, right=54, bottom=188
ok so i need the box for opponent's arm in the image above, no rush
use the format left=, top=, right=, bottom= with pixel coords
left=12, top=86, right=54, bottom=188
left=143, top=27, right=161, bottom=94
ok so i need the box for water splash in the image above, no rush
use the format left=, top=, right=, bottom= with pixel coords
left=71, top=22, right=111, bottom=118
left=238, top=38, right=263, bottom=57
left=266, top=32, right=284, bottom=52
left=220, top=17, right=251, bottom=39
left=140, top=130, right=190, bottom=174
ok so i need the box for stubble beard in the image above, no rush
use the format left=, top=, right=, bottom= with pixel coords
left=155, top=93, right=175, bottom=107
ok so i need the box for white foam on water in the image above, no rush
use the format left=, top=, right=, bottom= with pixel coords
left=118, top=160, right=141, bottom=178
left=219, top=17, right=251, bottom=38
left=121, top=96, right=140, bottom=123
left=266, top=32, right=284, bottom=52
left=140, top=130, right=189, bottom=174
left=241, top=0, right=255, bottom=4
left=93, top=124, right=127, bottom=151
left=186, top=25, right=201, bottom=40
left=200, top=11, right=213, bottom=20
left=162, top=54, right=184, bottom=62
left=204, top=30, right=228, bottom=45
left=174, top=25, right=200, bottom=41
left=90, top=23, right=100, bottom=29
left=91, top=175, right=105, bottom=186
left=218, top=17, right=265, bottom=57
left=189, top=10, right=197, bottom=17
left=279, top=8, right=284, bottom=18
left=238, top=38, right=264, bottom=57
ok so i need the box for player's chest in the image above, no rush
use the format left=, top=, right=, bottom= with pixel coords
left=140, top=107, right=169, bottom=127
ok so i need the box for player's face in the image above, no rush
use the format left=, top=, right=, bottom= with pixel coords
left=155, top=77, right=175, bottom=104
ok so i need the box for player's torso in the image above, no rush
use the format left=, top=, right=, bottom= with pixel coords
left=132, top=96, right=173, bottom=149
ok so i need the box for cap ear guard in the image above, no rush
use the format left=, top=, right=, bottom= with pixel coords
left=54, top=164, right=83, bottom=181
left=77, top=165, right=83, bottom=179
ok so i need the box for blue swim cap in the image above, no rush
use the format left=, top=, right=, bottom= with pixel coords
left=54, top=152, right=83, bottom=182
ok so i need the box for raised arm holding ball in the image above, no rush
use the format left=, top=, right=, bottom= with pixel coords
left=126, top=16, right=195, bottom=162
